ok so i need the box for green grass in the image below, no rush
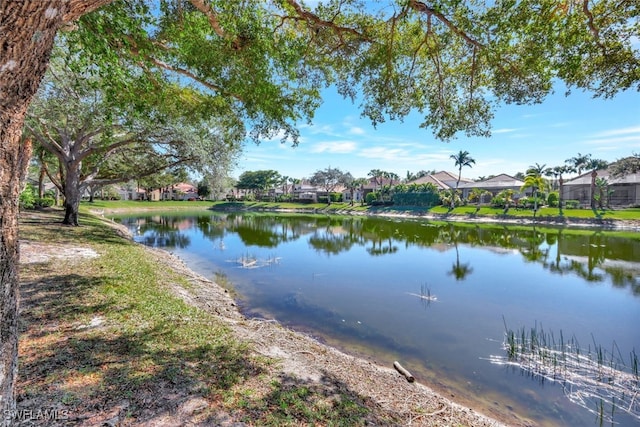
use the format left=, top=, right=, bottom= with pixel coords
left=418, top=205, right=640, bottom=221
left=82, top=199, right=213, bottom=210
left=83, top=199, right=640, bottom=223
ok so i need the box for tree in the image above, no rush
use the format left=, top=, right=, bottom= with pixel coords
left=2, top=0, right=639, bottom=414
left=236, top=170, right=281, bottom=200
left=610, top=153, right=640, bottom=177
left=566, top=154, right=608, bottom=208
left=468, top=187, right=491, bottom=212
left=449, top=150, right=475, bottom=209
left=594, top=177, right=613, bottom=209
left=196, top=179, right=211, bottom=200
left=565, top=153, right=607, bottom=177
left=278, top=175, right=290, bottom=200
left=367, top=169, right=386, bottom=192
left=352, top=177, right=369, bottom=206
left=309, top=167, right=352, bottom=204
left=546, top=165, right=573, bottom=215
left=25, top=56, right=240, bottom=224
left=521, top=168, right=550, bottom=215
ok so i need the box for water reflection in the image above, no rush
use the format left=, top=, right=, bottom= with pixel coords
left=119, top=213, right=640, bottom=295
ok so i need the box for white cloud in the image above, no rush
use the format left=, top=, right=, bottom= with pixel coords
left=584, top=126, right=640, bottom=150
left=348, top=126, right=366, bottom=135
left=492, top=128, right=519, bottom=134
left=587, top=135, right=640, bottom=144
left=310, top=141, right=357, bottom=154
left=357, top=146, right=451, bottom=163
left=592, top=126, right=640, bottom=138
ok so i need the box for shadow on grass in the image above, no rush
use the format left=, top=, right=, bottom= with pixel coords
left=243, top=372, right=389, bottom=426
left=17, top=270, right=391, bottom=425
left=17, top=271, right=262, bottom=425
left=20, top=208, right=130, bottom=247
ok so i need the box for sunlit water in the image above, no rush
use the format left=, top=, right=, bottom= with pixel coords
left=115, top=211, right=640, bottom=426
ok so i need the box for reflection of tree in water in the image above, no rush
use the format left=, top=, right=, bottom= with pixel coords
left=367, top=236, right=398, bottom=256
left=135, top=216, right=192, bottom=249
left=227, top=214, right=306, bottom=248
left=444, top=226, right=473, bottom=282
left=309, top=233, right=357, bottom=255
left=121, top=213, right=640, bottom=294
left=606, top=266, right=640, bottom=295
left=308, top=218, right=366, bottom=255
left=195, top=215, right=226, bottom=241
left=518, top=225, right=549, bottom=264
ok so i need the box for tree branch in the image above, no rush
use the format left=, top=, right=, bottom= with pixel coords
left=64, top=0, right=114, bottom=23
left=408, top=0, right=484, bottom=49
left=122, top=35, right=244, bottom=101
left=281, top=0, right=373, bottom=43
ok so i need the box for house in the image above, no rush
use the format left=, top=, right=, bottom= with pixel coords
left=292, top=181, right=320, bottom=202
left=458, top=174, right=525, bottom=203
left=117, top=186, right=148, bottom=201
left=405, top=174, right=450, bottom=191
left=163, top=182, right=199, bottom=201
left=561, top=169, right=640, bottom=207
left=405, top=170, right=474, bottom=191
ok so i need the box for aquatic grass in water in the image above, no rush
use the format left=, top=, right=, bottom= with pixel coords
left=488, top=319, right=639, bottom=424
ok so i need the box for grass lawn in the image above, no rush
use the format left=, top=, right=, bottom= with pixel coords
left=82, top=199, right=640, bottom=222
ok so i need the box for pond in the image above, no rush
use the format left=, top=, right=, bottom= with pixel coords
left=114, top=211, right=640, bottom=427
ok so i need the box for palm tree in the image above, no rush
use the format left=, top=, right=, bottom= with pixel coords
left=566, top=153, right=592, bottom=175
left=468, top=188, right=491, bottom=212
left=583, top=158, right=608, bottom=209
left=547, top=165, right=573, bottom=215
left=351, top=177, right=368, bottom=205
left=521, top=165, right=550, bottom=215
left=367, top=169, right=385, bottom=192
left=527, top=162, right=549, bottom=177
left=449, top=150, right=475, bottom=209
left=594, top=177, right=613, bottom=209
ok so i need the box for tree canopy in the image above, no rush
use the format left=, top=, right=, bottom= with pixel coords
left=24, top=52, right=241, bottom=224
left=53, top=0, right=640, bottom=143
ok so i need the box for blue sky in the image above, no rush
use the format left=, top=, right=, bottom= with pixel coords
left=233, top=84, right=639, bottom=181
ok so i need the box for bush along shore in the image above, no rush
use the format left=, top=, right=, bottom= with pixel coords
left=17, top=208, right=520, bottom=426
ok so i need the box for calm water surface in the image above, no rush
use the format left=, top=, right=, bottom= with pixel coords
left=115, top=211, right=640, bottom=426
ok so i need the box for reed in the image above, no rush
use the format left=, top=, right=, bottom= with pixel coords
left=488, top=320, right=639, bottom=424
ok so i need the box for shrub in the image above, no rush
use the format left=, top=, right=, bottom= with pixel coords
left=565, top=199, right=580, bottom=209
left=517, top=196, right=545, bottom=209
left=365, top=192, right=378, bottom=204
left=547, top=192, right=559, bottom=207
left=19, top=184, right=36, bottom=210
left=490, top=196, right=506, bottom=208
left=329, top=192, right=342, bottom=202
left=392, top=192, right=440, bottom=207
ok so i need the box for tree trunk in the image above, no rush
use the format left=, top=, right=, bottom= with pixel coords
left=62, top=167, right=83, bottom=226
left=0, top=0, right=117, bottom=413
left=590, top=170, right=598, bottom=209
left=558, top=176, right=564, bottom=214
left=0, top=1, right=69, bottom=413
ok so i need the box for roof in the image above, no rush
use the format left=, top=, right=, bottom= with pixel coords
left=563, top=169, right=640, bottom=186
left=173, top=183, right=197, bottom=193
left=458, top=174, right=524, bottom=189
left=406, top=171, right=471, bottom=190
left=406, top=174, right=450, bottom=190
